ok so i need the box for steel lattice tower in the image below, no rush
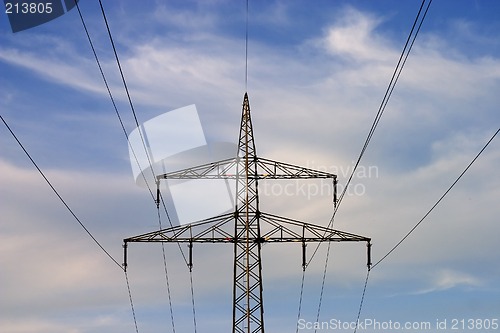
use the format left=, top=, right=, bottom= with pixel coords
left=123, top=93, right=371, bottom=333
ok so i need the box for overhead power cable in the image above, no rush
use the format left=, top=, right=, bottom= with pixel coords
left=157, top=207, right=177, bottom=333
left=0, top=114, right=123, bottom=270
left=95, top=2, right=200, bottom=331
left=74, top=1, right=186, bottom=331
left=93, top=0, right=187, bottom=257
left=295, top=270, right=306, bottom=333
left=125, top=270, right=140, bottom=333
left=159, top=192, right=189, bottom=265
left=189, top=270, right=198, bottom=333
left=353, top=269, right=370, bottom=333
left=313, top=241, right=332, bottom=333
left=96, top=0, right=156, bottom=182
left=372, top=127, right=499, bottom=269
left=352, top=126, right=498, bottom=328
left=75, top=0, right=188, bottom=259
left=96, top=0, right=135, bottom=124
left=303, top=0, right=433, bottom=327
left=307, top=0, right=432, bottom=269
left=73, top=1, right=157, bottom=204
left=337, top=0, right=433, bottom=213
left=245, top=0, right=249, bottom=90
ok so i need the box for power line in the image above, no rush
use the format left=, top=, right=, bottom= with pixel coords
left=91, top=0, right=189, bottom=261
left=157, top=208, right=177, bottom=333
left=295, top=270, right=306, bottom=333
left=0, top=4, right=151, bottom=331
left=245, top=0, right=249, bottom=91
left=96, top=0, right=139, bottom=129
left=352, top=127, right=498, bottom=329
left=371, top=127, right=499, bottom=269
left=75, top=0, right=189, bottom=260
left=73, top=2, right=185, bottom=331
left=353, top=269, right=370, bottom=333
left=313, top=242, right=332, bottom=333
left=339, top=0, right=433, bottom=220
left=159, top=192, right=189, bottom=266
left=125, top=270, right=140, bottom=333
left=307, top=0, right=432, bottom=268
left=0, top=114, right=123, bottom=270
left=303, top=0, right=433, bottom=325
left=94, top=2, right=201, bottom=331
left=2, top=106, right=144, bottom=333
left=189, top=270, right=198, bottom=333
left=97, top=0, right=156, bottom=181
left=73, top=0, right=157, bottom=204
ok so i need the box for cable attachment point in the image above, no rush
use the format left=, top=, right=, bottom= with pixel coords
left=366, top=241, right=372, bottom=271
left=333, top=177, right=338, bottom=209
left=302, top=241, right=307, bottom=271
left=155, top=179, right=161, bottom=209
left=188, top=241, right=193, bottom=272
left=301, top=225, right=307, bottom=271
left=123, top=241, right=128, bottom=272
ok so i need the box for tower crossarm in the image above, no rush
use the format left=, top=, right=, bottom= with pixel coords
left=124, top=212, right=235, bottom=244
left=123, top=211, right=368, bottom=245
left=123, top=211, right=372, bottom=270
left=155, top=156, right=337, bottom=181
left=259, top=212, right=370, bottom=243
left=156, top=157, right=238, bottom=180
left=256, top=157, right=336, bottom=180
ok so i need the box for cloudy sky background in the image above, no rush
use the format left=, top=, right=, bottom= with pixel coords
left=1, top=1, right=499, bottom=332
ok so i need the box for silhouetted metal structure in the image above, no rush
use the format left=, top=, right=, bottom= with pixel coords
left=124, top=93, right=371, bottom=333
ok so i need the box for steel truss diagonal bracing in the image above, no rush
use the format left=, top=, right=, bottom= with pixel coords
left=124, top=93, right=371, bottom=333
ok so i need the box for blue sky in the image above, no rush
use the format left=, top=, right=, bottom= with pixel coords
left=1, top=1, right=499, bottom=332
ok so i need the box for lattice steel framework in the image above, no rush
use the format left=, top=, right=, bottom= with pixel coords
left=124, top=93, right=371, bottom=333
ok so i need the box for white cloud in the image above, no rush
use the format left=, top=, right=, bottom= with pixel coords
left=0, top=47, right=103, bottom=95
left=320, top=7, right=396, bottom=63
left=434, top=269, right=482, bottom=290
left=0, top=160, right=135, bottom=309
left=413, top=269, right=484, bottom=295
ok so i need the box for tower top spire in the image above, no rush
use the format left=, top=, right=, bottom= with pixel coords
left=237, top=92, right=256, bottom=158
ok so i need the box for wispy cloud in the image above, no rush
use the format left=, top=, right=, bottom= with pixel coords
left=416, top=269, right=484, bottom=294
left=320, top=7, right=396, bottom=63
left=0, top=46, right=103, bottom=95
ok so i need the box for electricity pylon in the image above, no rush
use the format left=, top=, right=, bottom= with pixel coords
left=123, top=93, right=371, bottom=333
